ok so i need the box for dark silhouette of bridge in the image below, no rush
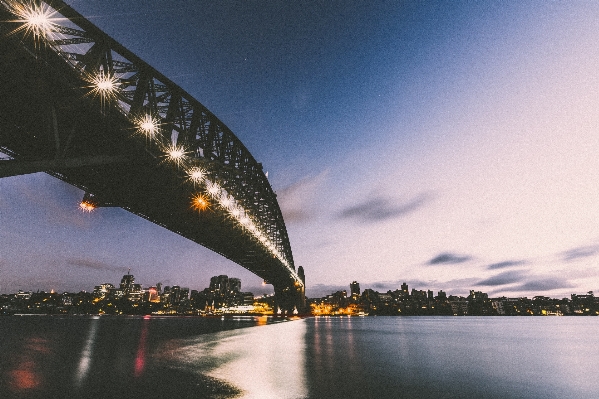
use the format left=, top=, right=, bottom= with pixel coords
left=0, top=0, right=305, bottom=312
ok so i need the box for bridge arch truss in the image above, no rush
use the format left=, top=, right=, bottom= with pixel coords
left=0, top=0, right=304, bottom=305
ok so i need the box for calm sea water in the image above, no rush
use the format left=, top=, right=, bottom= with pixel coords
left=0, top=315, right=597, bottom=398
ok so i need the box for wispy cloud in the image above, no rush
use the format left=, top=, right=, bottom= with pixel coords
left=66, top=258, right=128, bottom=272
left=482, top=273, right=576, bottom=294
left=561, top=245, right=599, bottom=261
left=305, top=283, right=352, bottom=298
left=486, top=260, right=527, bottom=270
left=337, top=192, right=433, bottom=224
left=428, top=252, right=471, bottom=265
left=512, top=278, right=575, bottom=292
left=477, top=270, right=527, bottom=286
left=277, top=171, right=328, bottom=223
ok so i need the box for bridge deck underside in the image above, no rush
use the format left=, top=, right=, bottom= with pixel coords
left=0, top=17, right=295, bottom=288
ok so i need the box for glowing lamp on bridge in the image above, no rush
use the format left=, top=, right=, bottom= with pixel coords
left=164, top=144, right=188, bottom=167
left=239, top=216, right=251, bottom=226
left=8, top=1, right=58, bottom=41
left=133, top=114, right=161, bottom=139
left=230, top=206, right=241, bottom=218
left=79, top=201, right=96, bottom=212
left=187, top=167, right=205, bottom=184
left=91, top=72, right=119, bottom=96
left=219, top=194, right=233, bottom=210
left=85, top=71, right=120, bottom=106
left=206, top=181, right=221, bottom=197
left=167, top=146, right=184, bottom=159
left=191, top=193, right=209, bottom=212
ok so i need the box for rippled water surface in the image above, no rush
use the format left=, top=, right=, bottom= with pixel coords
left=0, top=316, right=597, bottom=398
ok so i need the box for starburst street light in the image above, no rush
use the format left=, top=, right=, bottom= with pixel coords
left=206, top=181, right=221, bottom=197
left=190, top=193, right=209, bottom=212
left=133, top=114, right=161, bottom=139
left=187, top=167, right=206, bottom=184
left=163, top=143, right=188, bottom=168
left=7, top=1, right=58, bottom=41
left=85, top=70, right=120, bottom=106
left=79, top=201, right=96, bottom=212
left=219, top=194, right=233, bottom=210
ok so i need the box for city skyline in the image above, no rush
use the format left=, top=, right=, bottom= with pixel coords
left=1, top=1, right=599, bottom=298
left=3, top=272, right=597, bottom=317
left=1, top=271, right=595, bottom=305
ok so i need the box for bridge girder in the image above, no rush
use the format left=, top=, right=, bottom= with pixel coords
left=0, top=0, right=304, bottom=304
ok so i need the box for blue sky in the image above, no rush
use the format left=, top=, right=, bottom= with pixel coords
left=1, top=1, right=599, bottom=298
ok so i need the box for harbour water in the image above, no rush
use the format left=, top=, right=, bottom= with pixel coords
left=0, top=315, right=597, bottom=398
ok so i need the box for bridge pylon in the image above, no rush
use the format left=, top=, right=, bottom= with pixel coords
left=273, top=266, right=306, bottom=315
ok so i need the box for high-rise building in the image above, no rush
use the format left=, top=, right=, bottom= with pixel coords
left=401, top=282, right=409, bottom=295
left=120, top=270, right=135, bottom=294
left=210, top=275, right=229, bottom=295
left=93, top=283, right=114, bottom=299
left=170, top=286, right=181, bottom=305
left=146, top=286, right=159, bottom=302
left=350, top=281, right=360, bottom=298
left=241, top=292, right=254, bottom=306
left=229, top=278, right=241, bottom=293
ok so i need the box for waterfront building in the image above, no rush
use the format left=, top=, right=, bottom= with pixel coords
left=350, top=281, right=360, bottom=299
left=210, top=275, right=230, bottom=295
left=120, top=271, right=135, bottom=293
left=401, top=282, right=409, bottom=295
left=93, top=283, right=114, bottom=300
left=449, top=300, right=469, bottom=315
left=229, top=278, right=241, bottom=293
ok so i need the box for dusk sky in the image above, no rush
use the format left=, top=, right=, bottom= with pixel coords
left=1, top=0, right=599, bottom=298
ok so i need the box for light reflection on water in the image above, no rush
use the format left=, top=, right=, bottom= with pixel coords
left=74, top=316, right=99, bottom=387
left=305, top=316, right=599, bottom=399
left=1, top=316, right=598, bottom=398
left=7, top=336, right=50, bottom=392
left=162, top=318, right=307, bottom=399
left=134, top=316, right=150, bottom=378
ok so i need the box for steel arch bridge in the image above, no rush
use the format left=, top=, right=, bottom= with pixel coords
left=0, top=0, right=305, bottom=312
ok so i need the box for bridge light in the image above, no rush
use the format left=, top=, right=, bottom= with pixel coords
left=240, top=216, right=251, bottom=226
left=94, top=72, right=118, bottom=92
left=8, top=1, right=58, bottom=41
left=219, top=194, right=233, bottom=210
left=134, top=114, right=161, bottom=139
left=79, top=201, right=96, bottom=212
left=206, top=181, right=221, bottom=197
left=164, top=144, right=188, bottom=168
left=191, top=193, right=209, bottom=212
left=231, top=206, right=241, bottom=218
left=85, top=70, right=120, bottom=105
left=187, top=167, right=205, bottom=184
left=168, top=147, right=184, bottom=159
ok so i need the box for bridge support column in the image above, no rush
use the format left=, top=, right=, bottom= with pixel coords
left=273, top=282, right=306, bottom=315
